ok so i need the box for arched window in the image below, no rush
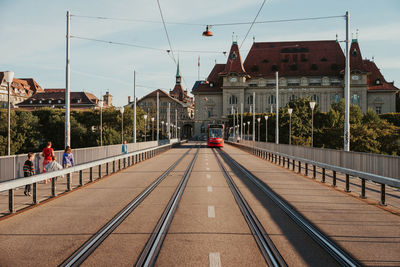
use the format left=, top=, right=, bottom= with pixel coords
left=268, top=95, right=276, bottom=104
left=351, top=94, right=360, bottom=105
left=332, top=94, right=340, bottom=103
left=229, top=95, right=238, bottom=104
left=247, top=95, right=253, bottom=105
left=311, top=94, right=319, bottom=103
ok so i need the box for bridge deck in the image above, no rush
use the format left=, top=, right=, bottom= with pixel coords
left=0, top=142, right=399, bottom=266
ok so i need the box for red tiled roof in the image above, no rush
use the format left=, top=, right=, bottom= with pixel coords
left=0, top=73, right=43, bottom=98
left=18, top=90, right=99, bottom=106
left=138, top=89, right=193, bottom=107
left=220, top=42, right=247, bottom=76
left=363, top=60, right=398, bottom=91
left=244, top=40, right=345, bottom=77
left=192, top=64, right=225, bottom=94
left=349, top=41, right=364, bottom=71
left=170, top=83, right=193, bottom=103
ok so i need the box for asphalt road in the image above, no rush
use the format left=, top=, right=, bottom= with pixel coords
left=0, top=142, right=399, bottom=266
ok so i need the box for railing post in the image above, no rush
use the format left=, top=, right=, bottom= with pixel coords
left=79, top=170, right=83, bottom=186
left=119, top=159, right=121, bottom=170
left=360, top=178, right=366, bottom=199
left=99, top=164, right=101, bottom=178
left=313, top=165, right=316, bottom=179
left=8, top=189, right=14, bottom=214
left=106, top=162, right=109, bottom=175
left=292, top=159, right=295, bottom=171
left=287, top=158, right=290, bottom=168
left=380, top=184, right=386, bottom=206
left=298, top=161, right=301, bottom=173
left=51, top=177, right=56, bottom=197
left=128, top=156, right=130, bottom=166
left=67, top=173, right=71, bottom=191
left=33, top=183, right=37, bottom=204
left=279, top=156, right=281, bottom=165
left=90, top=167, right=93, bottom=182
left=322, top=168, right=326, bottom=183
left=345, top=174, right=351, bottom=192
left=305, top=163, right=308, bottom=176
left=124, top=158, right=126, bottom=168
left=113, top=160, right=115, bottom=172
left=332, top=171, right=337, bottom=187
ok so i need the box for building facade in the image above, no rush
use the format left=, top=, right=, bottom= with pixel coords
left=0, top=72, right=43, bottom=108
left=130, top=64, right=195, bottom=138
left=192, top=39, right=398, bottom=138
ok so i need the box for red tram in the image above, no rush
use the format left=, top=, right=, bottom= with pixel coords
left=207, top=124, right=224, bottom=147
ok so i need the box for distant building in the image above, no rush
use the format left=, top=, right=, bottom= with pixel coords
left=192, top=39, right=399, bottom=137
left=128, top=63, right=194, bottom=138
left=18, top=89, right=105, bottom=110
left=0, top=72, right=43, bottom=108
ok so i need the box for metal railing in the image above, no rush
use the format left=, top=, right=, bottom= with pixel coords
left=0, top=139, right=183, bottom=214
left=0, top=139, right=177, bottom=182
left=238, top=140, right=400, bottom=180
left=228, top=141, right=400, bottom=206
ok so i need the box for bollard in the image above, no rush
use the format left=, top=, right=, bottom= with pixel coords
left=322, top=168, right=326, bottom=183
left=90, top=167, right=93, bottom=182
left=79, top=170, right=83, bottom=186
left=360, top=178, right=366, bottom=199
left=380, top=184, right=386, bottom=206
left=9, top=189, right=14, bottom=214
left=332, top=171, right=337, bottom=187
left=33, top=183, right=37, bottom=204
left=67, top=173, right=71, bottom=191
left=345, top=174, right=351, bottom=192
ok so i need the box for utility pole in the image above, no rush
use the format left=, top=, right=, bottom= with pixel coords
left=175, top=109, right=178, bottom=139
left=344, top=11, right=350, bottom=151
left=240, top=102, right=243, bottom=141
left=252, top=92, right=255, bottom=142
left=157, top=91, right=159, bottom=142
left=65, top=11, right=71, bottom=148
left=167, top=103, right=171, bottom=140
left=275, top=71, right=279, bottom=144
left=133, top=70, right=137, bottom=143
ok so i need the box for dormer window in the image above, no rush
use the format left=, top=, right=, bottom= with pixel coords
left=48, top=100, right=52, bottom=104
left=77, top=99, right=81, bottom=103
left=352, top=48, right=358, bottom=56
left=58, top=100, right=61, bottom=103
left=375, top=79, right=381, bottom=85
left=231, top=51, right=237, bottom=59
left=39, top=100, right=42, bottom=104
left=29, top=100, right=33, bottom=104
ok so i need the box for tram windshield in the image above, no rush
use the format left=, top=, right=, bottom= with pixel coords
left=209, top=128, right=223, bottom=138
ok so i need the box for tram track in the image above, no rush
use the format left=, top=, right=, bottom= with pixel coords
left=217, top=148, right=362, bottom=267
left=60, top=144, right=198, bottom=267
left=213, top=148, right=287, bottom=267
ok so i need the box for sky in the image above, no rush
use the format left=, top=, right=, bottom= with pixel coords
left=1, top=0, right=399, bottom=107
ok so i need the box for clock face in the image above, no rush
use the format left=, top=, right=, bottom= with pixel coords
left=230, top=77, right=237, bottom=83
left=351, top=75, right=359, bottom=81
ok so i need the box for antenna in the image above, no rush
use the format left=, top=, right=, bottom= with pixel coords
left=336, top=34, right=338, bottom=42
left=356, top=28, right=359, bottom=39
left=372, top=56, right=375, bottom=62
left=232, top=32, right=235, bottom=42
left=253, top=36, right=255, bottom=43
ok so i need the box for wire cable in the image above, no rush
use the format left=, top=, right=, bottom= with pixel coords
left=240, top=0, right=266, bottom=49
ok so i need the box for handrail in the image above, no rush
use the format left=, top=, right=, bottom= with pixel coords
left=229, top=141, right=400, bottom=188
left=0, top=142, right=177, bottom=193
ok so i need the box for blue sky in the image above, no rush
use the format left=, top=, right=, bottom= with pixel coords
left=1, top=0, right=399, bottom=107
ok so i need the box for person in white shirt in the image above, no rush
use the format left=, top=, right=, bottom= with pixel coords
left=45, top=155, right=64, bottom=181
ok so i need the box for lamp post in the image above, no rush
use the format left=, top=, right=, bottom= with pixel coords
left=247, top=121, right=250, bottom=140
left=178, top=127, right=181, bottom=140
left=99, top=100, right=103, bottom=146
left=257, top=117, right=261, bottom=142
left=264, top=115, right=268, bottom=142
left=243, top=123, right=246, bottom=141
left=143, top=114, right=148, bottom=142
left=151, top=117, right=155, bottom=141
left=4, top=71, right=14, bottom=155
left=288, top=108, right=293, bottom=145
left=166, top=122, right=169, bottom=140
left=161, top=121, right=164, bottom=139
left=120, top=107, right=125, bottom=143
left=309, top=101, right=316, bottom=147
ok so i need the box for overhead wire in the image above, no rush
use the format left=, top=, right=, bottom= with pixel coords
left=239, top=0, right=266, bottom=49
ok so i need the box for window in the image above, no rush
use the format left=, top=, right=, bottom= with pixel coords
left=29, top=100, right=33, bottom=104
left=311, top=94, right=319, bottom=103
left=77, top=99, right=81, bottom=103
left=332, top=94, right=340, bottom=103
left=351, top=94, right=360, bottom=105
left=309, top=78, right=321, bottom=86
left=162, top=101, right=167, bottom=106
left=247, top=95, right=253, bottom=105
left=58, top=100, right=61, bottom=103
left=375, top=106, right=382, bottom=114
left=39, top=100, right=42, bottom=104
left=268, top=95, right=276, bottom=104
left=287, top=79, right=300, bottom=86
left=207, top=108, right=213, bottom=118
left=249, top=83, right=258, bottom=87
left=229, top=95, right=238, bottom=104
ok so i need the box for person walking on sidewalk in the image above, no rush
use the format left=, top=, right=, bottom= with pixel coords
left=45, top=155, right=63, bottom=181
left=122, top=140, right=128, bottom=154
left=62, top=146, right=75, bottom=168
left=23, top=152, right=35, bottom=196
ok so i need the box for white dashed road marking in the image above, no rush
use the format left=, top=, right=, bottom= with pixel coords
left=209, top=252, right=221, bottom=267
left=208, top=205, right=215, bottom=218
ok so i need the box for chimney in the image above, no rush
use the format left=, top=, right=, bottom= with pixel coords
left=128, top=96, right=131, bottom=104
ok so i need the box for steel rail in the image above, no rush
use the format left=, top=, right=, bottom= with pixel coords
left=60, top=146, right=193, bottom=267
left=219, top=148, right=361, bottom=267
left=135, top=146, right=200, bottom=267
left=213, top=148, right=287, bottom=267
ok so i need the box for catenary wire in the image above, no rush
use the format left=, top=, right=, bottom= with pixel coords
left=239, top=0, right=266, bottom=49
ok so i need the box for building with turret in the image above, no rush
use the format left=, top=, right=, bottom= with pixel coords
left=191, top=39, right=398, bottom=138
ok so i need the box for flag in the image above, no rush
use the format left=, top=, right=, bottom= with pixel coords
left=198, top=56, right=200, bottom=67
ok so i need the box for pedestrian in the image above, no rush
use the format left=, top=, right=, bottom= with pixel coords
left=41, top=141, right=54, bottom=183
left=45, top=155, right=63, bottom=181
left=122, top=140, right=128, bottom=154
left=62, top=146, right=74, bottom=168
left=23, top=152, right=35, bottom=196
